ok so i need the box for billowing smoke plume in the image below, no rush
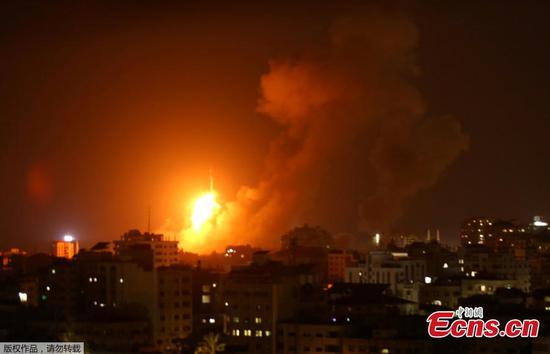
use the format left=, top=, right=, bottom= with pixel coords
left=179, top=7, right=468, bottom=252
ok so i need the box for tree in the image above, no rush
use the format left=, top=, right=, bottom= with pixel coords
left=194, top=333, right=225, bottom=354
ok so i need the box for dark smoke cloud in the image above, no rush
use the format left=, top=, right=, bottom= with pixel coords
left=181, top=7, right=468, bottom=252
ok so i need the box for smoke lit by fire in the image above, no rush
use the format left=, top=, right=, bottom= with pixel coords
left=173, top=6, right=468, bottom=253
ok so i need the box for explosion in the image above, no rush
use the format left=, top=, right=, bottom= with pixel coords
left=168, top=5, right=468, bottom=253
left=175, top=190, right=222, bottom=252
left=191, top=192, right=220, bottom=231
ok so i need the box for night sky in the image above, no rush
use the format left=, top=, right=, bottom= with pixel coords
left=1, top=1, right=549, bottom=252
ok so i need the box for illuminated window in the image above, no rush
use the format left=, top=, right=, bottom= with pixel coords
left=202, top=285, right=211, bottom=293
left=265, top=331, right=271, bottom=337
left=255, top=330, right=262, bottom=337
left=232, top=329, right=240, bottom=336
left=254, top=317, right=262, bottom=324
left=209, top=318, right=216, bottom=324
left=233, top=317, right=240, bottom=323
left=18, top=292, right=28, bottom=303
left=480, top=285, right=486, bottom=292
left=244, top=329, right=252, bottom=337
left=381, top=349, right=389, bottom=354
left=201, top=295, right=211, bottom=304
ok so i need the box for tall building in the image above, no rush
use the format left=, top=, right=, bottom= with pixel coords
left=406, top=242, right=459, bottom=277
left=41, top=260, right=80, bottom=317
left=529, top=254, right=550, bottom=290
left=154, top=265, right=193, bottom=352
left=327, top=250, right=357, bottom=284
left=80, top=256, right=156, bottom=312
left=51, top=235, right=79, bottom=259
left=192, top=267, right=223, bottom=338
left=270, top=247, right=328, bottom=284
left=278, top=317, right=434, bottom=354
left=344, top=262, right=368, bottom=284
left=223, top=245, right=263, bottom=268
left=39, top=243, right=196, bottom=352
left=460, top=245, right=530, bottom=292
left=114, top=229, right=178, bottom=268
left=278, top=321, right=347, bottom=354
left=459, top=217, right=535, bottom=256
left=223, top=252, right=313, bottom=354
left=460, top=217, right=496, bottom=246
left=365, top=251, right=427, bottom=295
left=281, top=225, right=334, bottom=250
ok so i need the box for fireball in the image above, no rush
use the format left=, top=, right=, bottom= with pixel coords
left=191, top=192, right=220, bottom=231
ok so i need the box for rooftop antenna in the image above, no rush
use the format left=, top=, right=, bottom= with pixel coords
left=147, top=206, right=151, bottom=234
left=209, top=167, right=214, bottom=192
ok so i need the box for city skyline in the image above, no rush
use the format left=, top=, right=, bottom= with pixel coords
left=6, top=214, right=550, bottom=255
left=2, top=213, right=550, bottom=353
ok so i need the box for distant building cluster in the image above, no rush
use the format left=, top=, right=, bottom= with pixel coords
left=1, top=218, right=550, bottom=353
